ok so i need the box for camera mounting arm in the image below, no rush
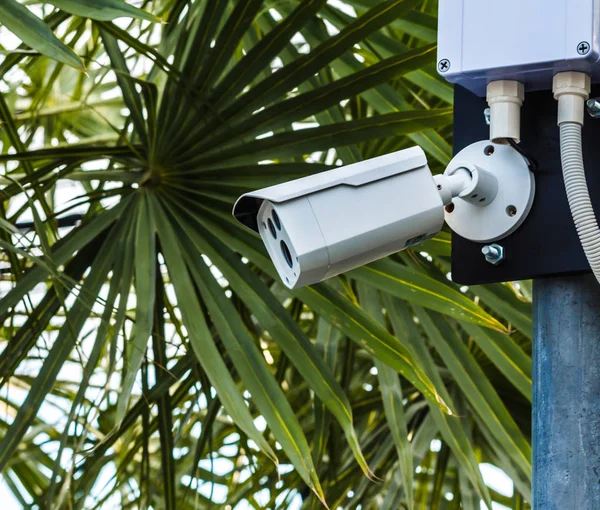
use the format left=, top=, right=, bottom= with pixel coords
left=433, top=168, right=473, bottom=206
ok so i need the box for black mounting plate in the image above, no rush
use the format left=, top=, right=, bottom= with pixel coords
left=451, top=85, right=600, bottom=285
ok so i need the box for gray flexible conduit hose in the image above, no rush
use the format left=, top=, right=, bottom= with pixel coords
left=559, top=122, right=600, bottom=282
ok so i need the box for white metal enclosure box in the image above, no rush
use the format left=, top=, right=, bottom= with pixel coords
left=438, top=0, right=600, bottom=95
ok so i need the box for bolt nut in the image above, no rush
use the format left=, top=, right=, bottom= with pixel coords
left=482, top=244, right=505, bottom=266
left=587, top=98, right=600, bottom=118
left=484, top=107, right=491, bottom=126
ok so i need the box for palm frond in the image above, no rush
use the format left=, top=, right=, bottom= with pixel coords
left=0, top=1, right=532, bottom=508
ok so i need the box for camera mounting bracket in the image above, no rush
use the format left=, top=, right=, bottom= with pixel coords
left=443, top=140, right=535, bottom=243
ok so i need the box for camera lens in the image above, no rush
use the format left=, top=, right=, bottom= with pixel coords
left=280, top=241, right=293, bottom=268
left=267, top=218, right=277, bottom=239
left=272, top=210, right=282, bottom=230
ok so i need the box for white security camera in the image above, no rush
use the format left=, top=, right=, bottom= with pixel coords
left=233, top=142, right=535, bottom=289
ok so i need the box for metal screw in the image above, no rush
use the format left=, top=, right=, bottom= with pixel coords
left=587, top=98, right=600, bottom=118
left=484, top=107, right=491, bottom=126
left=482, top=244, right=505, bottom=266
left=438, top=59, right=451, bottom=73
left=578, top=41, right=591, bottom=55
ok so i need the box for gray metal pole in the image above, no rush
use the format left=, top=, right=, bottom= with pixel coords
left=533, top=274, right=600, bottom=509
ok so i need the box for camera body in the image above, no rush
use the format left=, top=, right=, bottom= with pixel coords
left=233, top=147, right=445, bottom=288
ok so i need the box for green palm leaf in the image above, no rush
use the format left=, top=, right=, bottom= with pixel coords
left=0, top=0, right=83, bottom=69
left=0, top=1, right=533, bottom=508
left=49, top=0, right=159, bottom=22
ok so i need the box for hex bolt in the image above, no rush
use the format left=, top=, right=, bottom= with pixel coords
left=587, top=98, right=600, bottom=118
left=484, top=107, right=491, bottom=126
left=482, top=244, right=505, bottom=265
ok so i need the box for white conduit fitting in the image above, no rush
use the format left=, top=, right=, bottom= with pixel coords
left=553, top=72, right=600, bottom=283
left=486, top=80, right=525, bottom=143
